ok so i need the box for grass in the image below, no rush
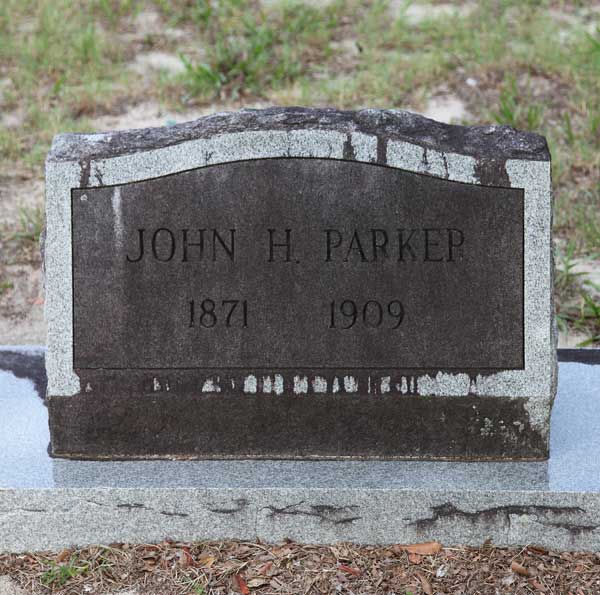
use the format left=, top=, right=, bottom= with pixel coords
left=0, top=0, right=133, bottom=171
left=558, top=289, right=600, bottom=347
left=166, top=0, right=340, bottom=101
left=0, top=279, right=13, bottom=295
left=37, top=548, right=116, bottom=589
left=491, top=75, right=544, bottom=131
left=1, top=205, right=45, bottom=265
left=555, top=241, right=586, bottom=297
left=40, top=557, right=91, bottom=587
left=0, top=0, right=599, bottom=344
left=555, top=242, right=600, bottom=346
left=7, top=206, right=44, bottom=245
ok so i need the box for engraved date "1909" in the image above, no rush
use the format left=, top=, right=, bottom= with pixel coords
left=329, top=299, right=405, bottom=329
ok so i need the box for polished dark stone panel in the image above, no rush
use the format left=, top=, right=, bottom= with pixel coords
left=72, top=159, right=524, bottom=371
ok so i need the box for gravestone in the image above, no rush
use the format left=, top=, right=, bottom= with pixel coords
left=44, top=107, right=556, bottom=460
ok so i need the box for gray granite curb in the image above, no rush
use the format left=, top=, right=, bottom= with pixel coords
left=2, top=487, right=600, bottom=553
left=1, top=347, right=599, bottom=552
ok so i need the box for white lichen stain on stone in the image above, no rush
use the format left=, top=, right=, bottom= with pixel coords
left=332, top=378, right=340, bottom=393
left=111, top=187, right=124, bottom=250
left=262, top=375, right=284, bottom=394
left=513, top=420, right=525, bottom=433
left=273, top=374, right=284, bottom=395
left=81, top=133, right=110, bottom=145
left=312, top=376, right=327, bottom=393
left=417, top=372, right=470, bottom=396
left=480, top=417, right=494, bottom=437
left=344, top=376, right=358, bottom=393
left=294, top=376, right=308, bottom=394
left=262, top=376, right=273, bottom=393
left=202, top=378, right=221, bottom=393
left=243, top=375, right=257, bottom=394
left=380, top=376, right=391, bottom=394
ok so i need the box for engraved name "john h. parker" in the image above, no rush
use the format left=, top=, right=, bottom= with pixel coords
left=125, top=227, right=466, bottom=263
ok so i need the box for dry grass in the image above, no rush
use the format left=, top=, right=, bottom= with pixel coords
left=1, top=0, right=600, bottom=344
left=3, top=539, right=600, bottom=594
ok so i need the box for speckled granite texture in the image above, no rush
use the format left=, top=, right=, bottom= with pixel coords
left=1, top=347, right=598, bottom=552
left=44, top=108, right=556, bottom=459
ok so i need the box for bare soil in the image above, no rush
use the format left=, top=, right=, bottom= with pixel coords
left=0, top=1, right=598, bottom=347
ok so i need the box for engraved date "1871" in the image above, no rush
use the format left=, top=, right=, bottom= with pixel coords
left=189, top=299, right=248, bottom=328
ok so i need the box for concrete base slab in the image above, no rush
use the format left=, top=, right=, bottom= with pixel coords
left=0, top=347, right=599, bottom=552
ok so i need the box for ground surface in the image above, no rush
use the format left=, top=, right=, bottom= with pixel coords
left=1, top=1, right=599, bottom=592
left=3, top=540, right=600, bottom=594
left=0, top=0, right=599, bottom=346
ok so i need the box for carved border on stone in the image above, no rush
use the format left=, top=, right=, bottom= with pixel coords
left=44, top=108, right=556, bottom=437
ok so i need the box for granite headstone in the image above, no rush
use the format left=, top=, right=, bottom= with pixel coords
left=44, top=107, right=556, bottom=460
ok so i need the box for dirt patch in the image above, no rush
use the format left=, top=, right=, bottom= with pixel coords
left=122, top=8, right=187, bottom=45
left=421, top=94, right=470, bottom=124
left=0, top=175, right=45, bottom=345
left=573, top=259, right=600, bottom=295
left=90, top=100, right=271, bottom=133
left=1, top=107, right=25, bottom=129
left=261, top=0, right=337, bottom=6
left=549, top=4, right=600, bottom=34
left=90, top=101, right=211, bottom=132
left=0, top=178, right=43, bottom=229
left=558, top=330, right=591, bottom=348
left=0, top=265, right=45, bottom=345
left=389, top=1, right=475, bottom=22
left=129, top=52, right=186, bottom=78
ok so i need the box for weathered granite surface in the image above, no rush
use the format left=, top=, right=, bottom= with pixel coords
left=44, top=107, right=556, bottom=460
left=1, top=347, right=599, bottom=552
left=48, top=107, right=550, bottom=164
